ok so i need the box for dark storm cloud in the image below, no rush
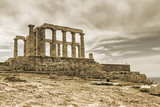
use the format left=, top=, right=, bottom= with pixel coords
left=90, top=33, right=160, bottom=61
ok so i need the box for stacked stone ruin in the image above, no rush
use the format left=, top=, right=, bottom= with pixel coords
left=14, top=23, right=87, bottom=59
left=1, top=23, right=129, bottom=72
left=0, top=23, right=152, bottom=84
left=9, top=23, right=102, bottom=72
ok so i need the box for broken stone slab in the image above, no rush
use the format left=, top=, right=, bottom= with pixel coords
left=90, top=81, right=120, bottom=86
left=140, top=85, right=150, bottom=92
left=150, top=84, right=160, bottom=96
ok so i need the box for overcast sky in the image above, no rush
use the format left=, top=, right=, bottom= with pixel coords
left=0, top=0, right=160, bottom=77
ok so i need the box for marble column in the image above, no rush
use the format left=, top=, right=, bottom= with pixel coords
left=36, top=27, right=40, bottom=56
left=62, top=30, right=67, bottom=57
left=24, top=39, right=26, bottom=57
left=78, top=45, right=81, bottom=58
left=52, top=29, right=56, bottom=57
left=71, top=32, right=76, bottom=58
left=14, top=38, right=18, bottom=58
left=58, top=43, right=61, bottom=57
left=49, top=42, right=52, bottom=56
left=41, top=28, right=45, bottom=56
left=80, top=33, right=85, bottom=58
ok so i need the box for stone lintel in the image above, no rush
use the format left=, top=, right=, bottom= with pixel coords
left=16, top=36, right=25, bottom=40
left=56, top=40, right=79, bottom=46
left=40, top=23, right=83, bottom=33
left=45, top=39, right=52, bottom=43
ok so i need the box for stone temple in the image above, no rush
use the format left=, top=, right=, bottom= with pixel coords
left=2, top=23, right=130, bottom=73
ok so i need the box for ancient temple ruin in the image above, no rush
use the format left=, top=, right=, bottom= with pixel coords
left=14, top=23, right=88, bottom=59
left=0, top=23, right=130, bottom=73
left=0, top=23, right=153, bottom=84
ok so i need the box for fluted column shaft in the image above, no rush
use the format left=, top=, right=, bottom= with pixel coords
left=80, top=33, right=85, bottom=58
left=14, top=38, right=18, bottom=58
left=49, top=42, right=52, bottom=56
left=58, top=44, right=61, bottom=57
left=71, top=32, right=76, bottom=58
left=41, top=28, right=45, bottom=56
left=62, top=30, right=67, bottom=57
left=36, top=27, right=40, bottom=56
left=52, top=29, right=56, bottom=57
left=78, top=45, right=81, bottom=58
left=24, top=40, right=26, bottom=57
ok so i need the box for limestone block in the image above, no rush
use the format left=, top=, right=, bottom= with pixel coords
left=150, top=84, right=160, bottom=95
left=140, top=85, right=150, bottom=92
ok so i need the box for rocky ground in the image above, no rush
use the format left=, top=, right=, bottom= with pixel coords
left=0, top=72, right=160, bottom=107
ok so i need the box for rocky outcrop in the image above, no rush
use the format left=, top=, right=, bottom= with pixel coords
left=150, top=84, right=160, bottom=95
left=140, top=85, right=150, bottom=92
left=105, top=71, right=152, bottom=84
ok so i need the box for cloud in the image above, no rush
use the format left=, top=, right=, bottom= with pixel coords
left=151, top=47, right=160, bottom=51
left=111, top=51, right=141, bottom=57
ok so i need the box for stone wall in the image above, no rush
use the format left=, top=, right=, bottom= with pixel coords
left=9, top=56, right=101, bottom=73
left=101, top=64, right=130, bottom=72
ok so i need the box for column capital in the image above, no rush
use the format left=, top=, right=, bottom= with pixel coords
left=51, top=28, right=57, bottom=31
left=39, top=27, right=45, bottom=30
left=62, top=30, right=67, bottom=33
left=14, top=38, right=18, bottom=40
left=28, top=24, right=35, bottom=28
left=71, top=32, right=76, bottom=35
left=80, top=33, right=85, bottom=35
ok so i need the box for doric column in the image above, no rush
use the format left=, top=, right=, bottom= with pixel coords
left=58, top=43, right=61, bottom=57
left=24, top=39, right=26, bottom=57
left=14, top=38, right=18, bottom=58
left=40, top=28, right=45, bottom=56
left=80, top=33, right=85, bottom=58
left=49, top=42, right=52, bottom=56
left=78, top=45, right=81, bottom=58
left=71, top=32, right=76, bottom=58
left=52, top=29, right=56, bottom=57
left=28, top=24, right=35, bottom=36
left=62, top=30, right=67, bottom=57
left=36, top=27, right=40, bottom=56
